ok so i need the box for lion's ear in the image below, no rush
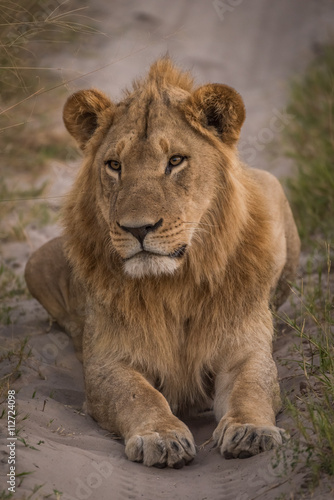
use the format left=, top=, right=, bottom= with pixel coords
left=63, top=89, right=112, bottom=150
left=187, top=84, right=245, bottom=146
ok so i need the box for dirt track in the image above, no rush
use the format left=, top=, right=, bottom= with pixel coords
left=1, top=1, right=334, bottom=499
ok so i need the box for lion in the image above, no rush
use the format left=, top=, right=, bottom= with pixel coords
left=25, top=58, right=300, bottom=468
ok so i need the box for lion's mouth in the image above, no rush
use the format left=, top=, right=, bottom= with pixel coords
left=168, top=245, right=187, bottom=259
left=124, top=245, right=187, bottom=261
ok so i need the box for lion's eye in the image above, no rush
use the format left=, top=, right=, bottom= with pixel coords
left=169, top=155, right=184, bottom=167
left=105, top=160, right=121, bottom=173
left=166, top=155, right=185, bottom=175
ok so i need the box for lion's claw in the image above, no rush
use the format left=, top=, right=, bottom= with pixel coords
left=125, top=429, right=196, bottom=468
left=213, top=419, right=288, bottom=459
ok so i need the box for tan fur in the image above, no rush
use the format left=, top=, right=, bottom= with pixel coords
left=25, top=58, right=300, bottom=467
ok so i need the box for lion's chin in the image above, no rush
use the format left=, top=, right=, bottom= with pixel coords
left=123, top=253, right=180, bottom=279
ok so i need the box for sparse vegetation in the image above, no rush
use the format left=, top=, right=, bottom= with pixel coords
left=278, top=43, right=334, bottom=491
left=277, top=248, right=334, bottom=486
left=53, top=490, right=63, bottom=500
left=0, top=0, right=88, bottom=172
left=0, top=491, right=14, bottom=500
left=0, top=0, right=102, bottom=101
left=0, top=255, right=28, bottom=324
left=26, top=484, right=45, bottom=500
left=0, top=0, right=96, bottom=246
left=0, top=178, right=54, bottom=242
left=283, top=45, right=334, bottom=245
left=0, top=336, right=31, bottom=397
left=0, top=260, right=26, bottom=299
left=18, top=436, right=39, bottom=451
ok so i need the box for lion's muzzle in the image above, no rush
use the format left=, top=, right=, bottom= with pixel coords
left=112, top=215, right=190, bottom=278
left=118, top=218, right=163, bottom=247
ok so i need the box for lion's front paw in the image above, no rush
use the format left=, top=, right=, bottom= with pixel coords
left=213, top=418, right=288, bottom=459
left=125, top=425, right=196, bottom=468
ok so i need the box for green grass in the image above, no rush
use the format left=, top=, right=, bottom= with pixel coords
left=52, top=490, right=63, bottom=500
left=0, top=491, right=14, bottom=500
left=283, top=45, right=334, bottom=244
left=0, top=336, right=31, bottom=397
left=0, top=0, right=102, bottom=101
left=277, top=44, right=334, bottom=490
left=1, top=120, right=79, bottom=173
left=18, top=437, right=38, bottom=451
left=0, top=262, right=26, bottom=298
left=0, top=483, right=51, bottom=500
left=278, top=249, right=334, bottom=486
left=0, top=1, right=89, bottom=249
left=0, top=260, right=27, bottom=324
left=0, top=178, right=58, bottom=243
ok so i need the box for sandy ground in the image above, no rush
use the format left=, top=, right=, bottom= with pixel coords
left=1, top=1, right=334, bottom=499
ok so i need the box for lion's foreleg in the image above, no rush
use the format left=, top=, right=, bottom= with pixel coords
left=83, top=355, right=196, bottom=468
left=213, top=348, right=286, bottom=459
left=25, top=237, right=85, bottom=359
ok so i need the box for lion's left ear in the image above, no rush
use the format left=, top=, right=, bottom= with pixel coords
left=185, top=84, right=245, bottom=146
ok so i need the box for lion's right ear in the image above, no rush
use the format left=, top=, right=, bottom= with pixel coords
left=63, top=89, right=112, bottom=150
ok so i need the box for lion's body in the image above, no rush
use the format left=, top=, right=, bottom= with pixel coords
left=25, top=59, right=300, bottom=467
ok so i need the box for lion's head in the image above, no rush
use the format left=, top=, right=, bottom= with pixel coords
left=62, top=59, right=247, bottom=281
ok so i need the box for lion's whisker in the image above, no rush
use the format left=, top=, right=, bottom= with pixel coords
left=181, top=221, right=219, bottom=228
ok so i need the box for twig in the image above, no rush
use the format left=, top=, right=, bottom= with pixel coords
left=249, top=478, right=290, bottom=500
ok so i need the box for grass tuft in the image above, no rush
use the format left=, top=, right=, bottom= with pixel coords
left=0, top=178, right=58, bottom=243
left=0, top=491, right=14, bottom=500
left=0, top=336, right=31, bottom=397
left=276, top=43, right=334, bottom=492
left=0, top=0, right=103, bottom=100
left=283, top=45, right=334, bottom=245
left=278, top=247, right=334, bottom=485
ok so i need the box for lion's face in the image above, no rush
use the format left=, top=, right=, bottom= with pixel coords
left=95, top=105, right=219, bottom=278
left=63, top=59, right=245, bottom=279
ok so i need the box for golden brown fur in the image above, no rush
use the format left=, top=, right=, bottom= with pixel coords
left=25, top=58, right=300, bottom=467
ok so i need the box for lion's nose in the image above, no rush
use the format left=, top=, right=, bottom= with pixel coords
left=118, top=218, right=163, bottom=245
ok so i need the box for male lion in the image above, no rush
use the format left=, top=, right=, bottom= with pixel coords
left=25, top=58, right=300, bottom=468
